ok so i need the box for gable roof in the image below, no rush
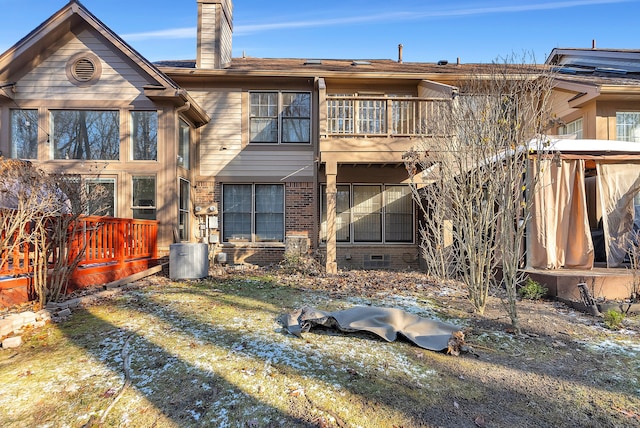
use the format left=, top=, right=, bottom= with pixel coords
left=0, top=0, right=208, bottom=126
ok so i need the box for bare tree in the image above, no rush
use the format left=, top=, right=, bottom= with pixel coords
left=406, top=56, right=556, bottom=330
left=1, top=158, right=109, bottom=307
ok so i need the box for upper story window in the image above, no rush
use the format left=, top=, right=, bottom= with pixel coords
left=559, top=117, right=583, bottom=139
left=616, top=112, right=640, bottom=142
left=178, top=119, right=190, bottom=169
left=10, top=109, right=38, bottom=159
left=51, top=110, right=119, bottom=160
left=132, top=111, right=158, bottom=161
left=250, top=92, right=311, bottom=143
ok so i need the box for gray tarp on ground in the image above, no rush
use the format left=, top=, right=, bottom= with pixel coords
left=284, top=306, right=461, bottom=351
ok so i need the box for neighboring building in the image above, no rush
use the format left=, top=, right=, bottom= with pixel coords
left=541, top=48, right=640, bottom=269
left=3, top=1, right=640, bottom=275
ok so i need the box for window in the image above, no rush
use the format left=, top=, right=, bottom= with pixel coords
left=250, top=92, right=311, bottom=143
left=321, top=184, right=413, bottom=243
left=384, top=186, right=413, bottom=242
left=51, top=110, right=119, bottom=160
left=132, top=176, right=156, bottom=220
left=86, top=178, right=116, bottom=217
left=178, top=119, right=190, bottom=169
left=132, top=111, right=158, bottom=160
left=179, top=178, right=190, bottom=241
left=10, top=109, right=38, bottom=159
left=222, top=184, right=284, bottom=242
left=353, top=185, right=382, bottom=242
left=559, top=118, right=583, bottom=139
left=617, top=112, right=640, bottom=142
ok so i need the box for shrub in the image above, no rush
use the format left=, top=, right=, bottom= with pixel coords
left=518, top=278, right=548, bottom=300
left=603, top=309, right=625, bottom=330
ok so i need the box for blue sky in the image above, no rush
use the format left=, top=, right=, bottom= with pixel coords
left=0, top=0, right=638, bottom=64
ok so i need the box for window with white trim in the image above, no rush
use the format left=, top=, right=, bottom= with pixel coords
left=617, top=112, right=640, bottom=142
left=559, top=117, right=583, bottom=139
left=249, top=92, right=311, bottom=143
left=321, top=184, right=413, bottom=243
left=222, top=184, right=285, bottom=242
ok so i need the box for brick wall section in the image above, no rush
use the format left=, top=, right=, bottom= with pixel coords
left=319, top=245, right=421, bottom=270
left=195, top=180, right=216, bottom=208
left=285, top=182, right=316, bottom=246
left=196, top=181, right=316, bottom=266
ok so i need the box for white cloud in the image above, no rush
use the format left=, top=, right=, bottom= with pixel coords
left=122, top=27, right=196, bottom=41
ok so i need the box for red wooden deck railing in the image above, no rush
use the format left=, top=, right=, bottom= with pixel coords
left=1, top=216, right=159, bottom=305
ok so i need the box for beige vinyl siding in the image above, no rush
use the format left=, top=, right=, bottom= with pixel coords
left=212, top=150, right=314, bottom=180
left=199, top=3, right=217, bottom=69
left=220, top=13, right=232, bottom=67
left=193, top=89, right=242, bottom=175
left=15, top=29, right=153, bottom=102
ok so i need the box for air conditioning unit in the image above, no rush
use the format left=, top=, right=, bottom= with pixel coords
left=169, top=243, right=209, bottom=280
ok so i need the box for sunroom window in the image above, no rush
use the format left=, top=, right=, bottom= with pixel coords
left=51, top=110, right=119, bottom=160
left=10, top=109, right=38, bottom=159
left=132, top=176, right=156, bottom=220
left=86, top=178, right=116, bottom=217
left=132, top=111, right=158, bottom=161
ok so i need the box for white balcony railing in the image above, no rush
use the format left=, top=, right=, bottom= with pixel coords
left=326, top=96, right=452, bottom=137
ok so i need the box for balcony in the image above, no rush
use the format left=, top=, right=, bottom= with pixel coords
left=325, top=96, right=451, bottom=138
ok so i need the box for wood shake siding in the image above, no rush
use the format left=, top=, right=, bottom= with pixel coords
left=17, top=30, right=153, bottom=102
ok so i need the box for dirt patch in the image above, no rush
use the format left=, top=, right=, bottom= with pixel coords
left=1, top=268, right=639, bottom=427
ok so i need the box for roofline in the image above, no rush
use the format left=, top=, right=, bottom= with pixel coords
left=158, top=66, right=540, bottom=82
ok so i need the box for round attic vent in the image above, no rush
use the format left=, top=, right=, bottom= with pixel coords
left=66, top=53, right=102, bottom=86
left=73, top=58, right=96, bottom=81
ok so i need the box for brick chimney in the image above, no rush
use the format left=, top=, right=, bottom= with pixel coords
left=196, top=0, right=233, bottom=69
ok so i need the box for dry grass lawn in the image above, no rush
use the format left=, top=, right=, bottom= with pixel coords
left=0, top=268, right=639, bottom=427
